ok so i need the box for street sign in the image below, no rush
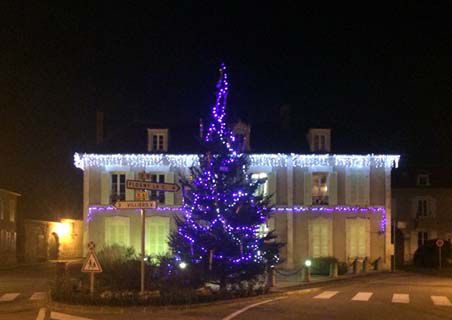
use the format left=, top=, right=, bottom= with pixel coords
left=135, top=191, right=149, bottom=201
left=87, top=241, right=96, bottom=251
left=82, top=252, right=103, bottom=273
left=436, top=239, right=444, bottom=248
left=126, top=180, right=180, bottom=192
left=114, top=200, right=157, bottom=209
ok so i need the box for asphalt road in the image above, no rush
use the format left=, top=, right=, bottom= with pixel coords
left=1, top=268, right=451, bottom=320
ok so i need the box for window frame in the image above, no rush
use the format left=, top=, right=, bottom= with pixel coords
left=110, top=173, right=126, bottom=202
left=416, top=174, right=430, bottom=187
left=311, top=172, right=329, bottom=205
left=308, top=218, right=333, bottom=258
left=105, top=216, right=130, bottom=247
left=251, top=172, right=269, bottom=197
left=416, top=197, right=432, bottom=218
left=145, top=216, right=170, bottom=256
left=9, top=199, right=15, bottom=222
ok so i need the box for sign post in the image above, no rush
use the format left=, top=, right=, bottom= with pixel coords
left=436, top=239, right=444, bottom=270
left=81, top=241, right=103, bottom=296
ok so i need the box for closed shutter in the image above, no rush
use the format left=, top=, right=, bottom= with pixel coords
left=125, top=172, right=135, bottom=200
left=430, top=198, right=437, bottom=218
left=304, top=172, right=312, bottom=205
left=328, top=172, right=338, bottom=205
left=358, top=170, right=370, bottom=206
left=309, top=218, right=332, bottom=257
left=105, top=216, right=130, bottom=247
left=146, top=216, right=170, bottom=256
left=346, top=219, right=370, bottom=259
left=165, top=172, right=175, bottom=205
left=267, top=172, right=277, bottom=205
left=320, top=222, right=329, bottom=256
left=101, top=172, right=111, bottom=205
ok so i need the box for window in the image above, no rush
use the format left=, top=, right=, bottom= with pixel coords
left=417, top=231, right=428, bottom=248
left=346, top=169, right=370, bottom=206
left=147, top=129, right=168, bottom=152
left=416, top=198, right=431, bottom=218
left=346, top=219, right=370, bottom=259
left=9, top=199, right=15, bottom=222
left=0, top=200, right=4, bottom=220
left=312, top=172, right=329, bottom=205
left=111, top=173, right=126, bottom=202
left=309, top=218, right=332, bottom=257
left=146, top=216, right=170, bottom=256
left=148, top=174, right=166, bottom=204
left=417, top=174, right=430, bottom=186
left=105, top=216, right=130, bottom=247
left=251, top=173, right=268, bottom=197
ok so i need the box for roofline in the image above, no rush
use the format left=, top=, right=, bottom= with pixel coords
left=74, top=152, right=400, bottom=171
left=0, top=189, right=21, bottom=197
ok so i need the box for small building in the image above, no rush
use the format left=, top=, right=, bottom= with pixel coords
left=22, top=218, right=83, bottom=262
left=0, top=189, right=20, bottom=265
left=392, top=167, right=452, bottom=265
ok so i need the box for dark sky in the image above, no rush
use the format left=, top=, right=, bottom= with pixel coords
left=2, top=2, right=452, bottom=220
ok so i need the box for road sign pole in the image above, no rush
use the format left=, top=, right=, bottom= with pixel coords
left=90, top=272, right=94, bottom=296
left=438, top=246, right=442, bottom=270
left=141, top=208, right=145, bottom=294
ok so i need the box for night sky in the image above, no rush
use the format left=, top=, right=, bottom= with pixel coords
left=2, top=2, right=452, bottom=220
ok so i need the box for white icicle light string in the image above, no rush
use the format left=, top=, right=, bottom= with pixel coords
left=74, top=153, right=399, bottom=170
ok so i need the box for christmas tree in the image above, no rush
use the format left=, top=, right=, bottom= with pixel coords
left=169, top=64, right=282, bottom=290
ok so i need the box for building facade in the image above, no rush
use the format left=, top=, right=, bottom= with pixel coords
left=0, top=189, right=20, bottom=265
left=75, top=127, right=399, bottom=270
left=392, top=168, right=452, bottom=265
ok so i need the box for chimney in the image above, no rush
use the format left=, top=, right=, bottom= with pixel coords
left=96, top=111, right=104, bottom=145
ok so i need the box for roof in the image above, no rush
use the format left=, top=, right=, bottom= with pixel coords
left=392, top=166, right=452, bottom=188
left=0, top=189, right=21, bottom=197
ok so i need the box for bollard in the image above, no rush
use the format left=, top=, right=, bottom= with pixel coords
left=362, top=257, right=368, bottom=273
left=374, top=257, right=380, bottom=271
left=352, top=259, right=360, bottom=274
left=302, top=266, right=311, bottom=282
left=329, top=262, right=338, bottom=278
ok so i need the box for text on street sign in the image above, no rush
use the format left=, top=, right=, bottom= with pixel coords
left=114, top=200, right=157, bottom=209
left=126, top=180, right=180, bottom=192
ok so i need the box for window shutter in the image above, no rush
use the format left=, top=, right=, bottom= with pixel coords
left=345, top=170, right=352, bottom=205
left=304, top=172, right=312, bottom=205
left=358, top=171, right=370, bottom=206
left=101, top=172, right=111, bottom=205
left=411, top=198, right=418, bottom=218
left=267, top=172, right=277, bottom=205
left=328, top=172, right=338, bottom=205
left=430, top=198, right=437, bottom=218
left=146, top=217, right=170, bottom=255
left=105, top=217, right=130, bottom=247
left=320, top=223, right=329, bottom=256
left=125, top=172, right=135, bottom=200
left=165, top=172, right=175, bottom=205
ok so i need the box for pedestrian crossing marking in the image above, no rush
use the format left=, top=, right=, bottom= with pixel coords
left=392, top=293, right=410, bottom=304
left=313, top=291, right=339, bottom=299
left=30, top=292, right=47, bottom=301
left=351, top=292, right=373, bottom=301
left=431, top=296, right=452, bottom=307
left=0, top=293, right=20, bottom=302
left=51, top=311, right=95, bottom=320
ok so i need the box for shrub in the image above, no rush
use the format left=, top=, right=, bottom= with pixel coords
left=414, top=239, right=451, bottom=268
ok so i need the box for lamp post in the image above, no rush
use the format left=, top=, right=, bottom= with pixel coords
left=303, top=259, right=312, bottom=282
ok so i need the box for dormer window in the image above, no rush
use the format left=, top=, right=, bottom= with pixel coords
left=147, top=129, right=168, bottom=152
left=417, top=174, right=430, bottom=186
left=308, top=128, right=331, bottom=153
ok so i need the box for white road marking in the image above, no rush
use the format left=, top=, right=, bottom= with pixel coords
left=313, top=291, right=339, bottom=299
left=0, top=293, right=20, bottom=302
left=392, top=293, right=410, bottom=304
left=51, top=311, right=95, bottom=320
left=30, top=292, right=47, bottom=301
left=222, top=297, right=287, bottom=320
left=36, top=308, right=47, bottom=320
left=351, top=292, right=373, bottom=301
left=431, top=296, right=452, bottom=307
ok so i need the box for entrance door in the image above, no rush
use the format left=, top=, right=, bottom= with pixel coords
left=48, top=232, right=59, bottom=260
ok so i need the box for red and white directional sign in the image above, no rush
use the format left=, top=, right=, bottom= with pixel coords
left=126, top=180, right=180, bottom=192
left=436, top=239, right=444, bottom=248
left=82, top=252, right=103, bottom=273
left=113, top=200, right=157, bottom=209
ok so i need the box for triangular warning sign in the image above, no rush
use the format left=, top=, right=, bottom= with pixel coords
left=81, top=252, right=103, bottom=273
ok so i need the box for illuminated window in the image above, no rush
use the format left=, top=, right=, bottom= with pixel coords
left=309, top=218, right=332, bottom=257
left=146, top=216, right=170, bottom=256
left=111, top=173, right=126, bottom=202
left=147, top=129, right=168, bottom=152
left=312, top=172, right=329, bottom=205
left=346, top=218, right=370, bottom=259
left=105, top=216, right=130, bottom=247
left=251, top=173, right=268, bottom=197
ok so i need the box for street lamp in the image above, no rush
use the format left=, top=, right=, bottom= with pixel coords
left=179, top=262, right=187, bottom=270
left=303, top=259, right=312, bottom=282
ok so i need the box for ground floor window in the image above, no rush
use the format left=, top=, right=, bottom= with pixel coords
left=417, top=231, right=428, bottom=248
left=308, top=218, right=332, bottom=257
left=105, top=216, right=130, bottom=247
left=146, top=216, right=170, bottom=256
left=346, top=218, right=370, bottom=259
